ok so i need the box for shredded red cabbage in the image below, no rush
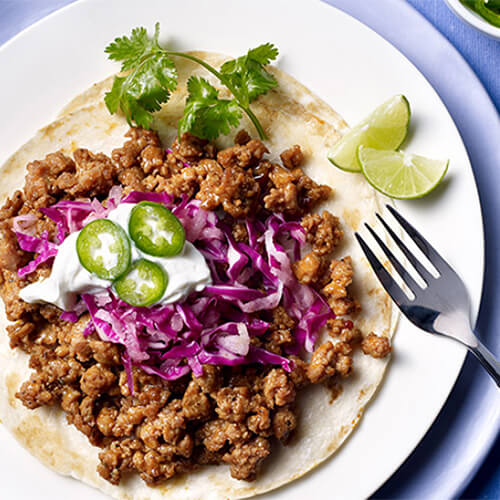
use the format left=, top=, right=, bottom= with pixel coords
left=15, top=186, right=334, bottom=386
left=13, top=186, right=124, bottom=278
left=15, top=231, right=58, bottom=278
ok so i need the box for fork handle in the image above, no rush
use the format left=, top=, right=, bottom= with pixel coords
left=470, top=341, right=500, bottom=387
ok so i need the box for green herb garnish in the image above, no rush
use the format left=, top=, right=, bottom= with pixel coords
left=460, top=0, right=500, bottom=27
left=104, top=23, right=278, bottom=139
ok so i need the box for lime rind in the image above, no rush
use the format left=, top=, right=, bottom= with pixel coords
left=357, top=146, right=449, bottom=199
left=328, top=95, right=410, bottom=172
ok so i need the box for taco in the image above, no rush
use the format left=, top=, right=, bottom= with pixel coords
left=0, top=52, right=395, bottom=499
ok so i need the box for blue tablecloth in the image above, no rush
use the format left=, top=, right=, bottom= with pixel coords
left=0, top=1, right=498, bottom=498
left=409, top=0, right=500, bottom=113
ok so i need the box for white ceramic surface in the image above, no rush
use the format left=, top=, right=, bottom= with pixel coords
left=0, top=0, right=484, bottom=499
left=445, top=0, right=500, bottom=40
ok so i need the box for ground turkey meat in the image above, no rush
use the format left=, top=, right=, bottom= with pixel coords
left=24, top=152, right=75, bottom=208
left=0, top=127, right=372, bottom=487
left=217, top=139, right=269, bottom=169
left=215, top=386, right=252, bottom=422
left=112, top=127, right=166, bottom=171
left=322, top=257, right=360, bottom=316
left=263, top=369, right=295, bottom=408
left=361, top=333, right=392, bottom=358
left=223, top=437, right=271, bottom=481
left=272, top=407, right=297, bottom=442
left=302, top=211, right=344, bottom=256
left=327, top=318, right=362, bottom=345
left=81, top=365, right=116, bottom=398
left=171, top=132, right=215, bottom=163
left=292, top=251, right=326, bottom=286
left=209, top=166, right=260, bottom=218
left=264, top=165, right=331, bottom=217
left=232, top=222, right=249, bottom=243
left=280, top=145, right=304, bottom=170
left=307, top=342, right=337, bottom=383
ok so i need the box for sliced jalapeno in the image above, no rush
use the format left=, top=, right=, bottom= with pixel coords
left=129, top=201, right=185, bottom=257
left=114, top=258, right=168, bottom=307
left=77, top=219, right=131, bottom=280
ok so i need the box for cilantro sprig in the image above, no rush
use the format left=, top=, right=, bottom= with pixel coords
left=104, top=23, right=278, bottom=139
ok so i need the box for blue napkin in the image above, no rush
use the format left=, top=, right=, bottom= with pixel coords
left=409, top=0, right=499, bottom=111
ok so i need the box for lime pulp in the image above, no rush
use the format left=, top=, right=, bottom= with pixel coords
left=328, top=95, right=410, bottom=172
left=357, top=146, right=449, bottom=199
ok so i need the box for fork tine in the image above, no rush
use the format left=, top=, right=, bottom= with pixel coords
left=364, top=222, right=422, bottom=295
left=386, top=204, right=454, bottom=276
left=376, top=212, right=434, bottom=284
left=355, top=232, right=412, bottom=306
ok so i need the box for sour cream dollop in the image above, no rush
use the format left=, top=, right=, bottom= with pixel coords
left=19, top=203, right=212, bottom=310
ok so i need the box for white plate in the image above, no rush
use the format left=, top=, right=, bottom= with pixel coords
left=0, top=0, right=484, bottom=498
left=445, top=0, right=500, bottom=40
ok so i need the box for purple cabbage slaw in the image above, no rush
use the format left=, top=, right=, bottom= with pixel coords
left=13, top=186, right=334, bottom=386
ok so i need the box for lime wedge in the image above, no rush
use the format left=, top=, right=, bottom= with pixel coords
left=357, top=146, right=448, bottom=199
left=328, top=95, right=410, bottom=172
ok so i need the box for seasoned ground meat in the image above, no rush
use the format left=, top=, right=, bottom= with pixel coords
left=163, top=160, right=214, bottom=200
left=0, top=190, right=24, bottom=221
left=69, top=149, right=117, bottom=197
left=182, top=381, right=212, bottom=419
left=272, top=407, right=297, bottom=442
left=171, top=132, right=215, bottom=162
left=232, top=222, right=249, bottom=243
left=118, top=166, right=145, bottom=192
left=302, top=211, right=344, bottom=256
left=334, top=347, right=354, bottom=378
left=24, top=152, right=75, bottom=208
left=234, top=129, right=251, bottom=145
left=263, top=369, right=295, bottom=407
left=288, top=355, right=310, bottom=389
left=361, top=333, right=392, bottom=358
left=264, top=166, right=331, bottom=217
left=280, top=145, right=304, bottom=169
left=81, top=365, right=116, bottom=398
left=0, top=221, right=28, bottom=272
left=247, top=406, right=272, bottom=435
left=0, top=127, right=373, bottom=488
left=322, top=257, right=360, bottom=316
left=307, top=342, right=337, bottom=383
left=214, top=166, right=260, bottom=218
left=194, top=364, right=222, bottom=394
left=292, top=252, right=326, bottom=286
left=327, top=318, right=362, bottom=345
left=215, top=386, right=251, bottom=422
left=223, top=437, right=271, bottom=481
left=217, top=139, right=269, bottom=169
left=198, top=419, right=250, bottom=451
left=112, top=127, right=165, bottom=171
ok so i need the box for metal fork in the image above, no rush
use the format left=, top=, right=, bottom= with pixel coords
left=355, top=204, right=500, bottom=387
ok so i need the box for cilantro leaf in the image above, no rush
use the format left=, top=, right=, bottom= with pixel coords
left=105, top=26, right=156, bottom=71
left=104, top=23, right=177, bottom=128
left=247, top=43, right=280, bottom=65
left=104, top=23, right=279, bottom=139
left=179, top=77, right=242, bottom=140
left=220, top=43, right=279, bottom=107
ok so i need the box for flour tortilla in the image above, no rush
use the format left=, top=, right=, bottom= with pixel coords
left=0, top=52, right=397, bottom=499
